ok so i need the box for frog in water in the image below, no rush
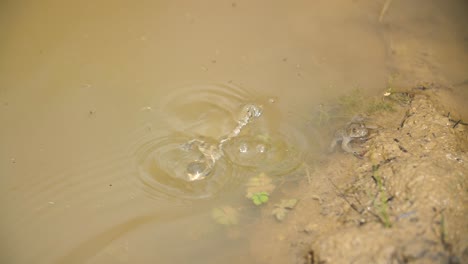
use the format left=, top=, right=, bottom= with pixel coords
left=330, top=118, right=371, bottom=156
left=182, top=138, right=221, bottom=181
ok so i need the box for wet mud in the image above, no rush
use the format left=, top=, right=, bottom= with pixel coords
left=247, top=91, right=467, bottom=263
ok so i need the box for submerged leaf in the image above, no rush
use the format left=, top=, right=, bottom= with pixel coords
left=278, top=199, right=298, bottom=209
left=211, top=206, right=239, bottom=226
left=272, top=207, right=288, bottom=221
left=259, top=194, right=269, bottom=203
left=252, top=196, right=262, bottom=206
left=272, top=199, right=299, bottom=221
left=246, top=173, right=275, bottom=199
left=251, top=192, right=269, bottom=206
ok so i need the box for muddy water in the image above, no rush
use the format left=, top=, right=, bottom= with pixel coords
left=0, top=0, right=467, bottom=263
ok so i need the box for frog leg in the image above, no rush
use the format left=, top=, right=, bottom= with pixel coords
left=329, top=138, right=340, bottom=152
left=341, top=137, right=357, bottom=154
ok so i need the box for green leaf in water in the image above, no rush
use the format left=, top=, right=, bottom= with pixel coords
left=251, top=192, right=270, bottom=206
left=246, top=173, right=275, bottom=199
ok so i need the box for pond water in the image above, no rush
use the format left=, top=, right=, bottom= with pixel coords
left=1, top=0, right=467, bottom=263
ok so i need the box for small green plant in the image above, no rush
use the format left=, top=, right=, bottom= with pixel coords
left=440, top=213, right=447, bottom=243
left=338, top=88, right=400, bottom=116
left=385, top=88, right=413, bottom=106
left=366, top=99, right=394, bottom=114
left=251, top=192, right=270, bottom=206
left=245, top=173, right=275, bottom=206
left=372, top=165, right=392, bottom=228
left=245, top=173, right=275, bottom=199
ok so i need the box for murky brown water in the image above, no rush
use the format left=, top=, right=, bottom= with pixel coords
left=1, top=0, right=467, bottom=263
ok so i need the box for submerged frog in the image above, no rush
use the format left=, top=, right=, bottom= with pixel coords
left=330, top=118, right=372, bottom=156
left=182, top=138, right=220, bottom=181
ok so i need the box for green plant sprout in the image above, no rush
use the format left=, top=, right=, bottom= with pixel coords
left=245, top=173, right=275, bottom=199
left=372, top=165, right=392, bottom=228
left=440, top=213, right=447, bottom=244
left=366, top=99, right=394, bottom=114
left=251, top=192, right=269, bottom=206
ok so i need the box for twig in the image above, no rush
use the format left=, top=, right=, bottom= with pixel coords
left=445, top=112, right=467, bottom=127
left=400, top=110, right=413, bottom=128
left=328, top=178, right=363, bottom=214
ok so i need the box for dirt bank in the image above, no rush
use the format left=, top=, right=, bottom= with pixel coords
left=248, top=89, right=467, bottom=263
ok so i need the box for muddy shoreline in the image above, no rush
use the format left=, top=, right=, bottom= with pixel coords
left=248, top=89, right=467, bottom=263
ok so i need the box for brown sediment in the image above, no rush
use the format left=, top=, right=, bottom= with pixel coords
left=248, top=91, right=467, bottom=264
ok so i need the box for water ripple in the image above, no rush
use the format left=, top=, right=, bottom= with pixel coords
left=134, top=134, right=235, bottom=200
left=132, top=83, right=311, bottom=200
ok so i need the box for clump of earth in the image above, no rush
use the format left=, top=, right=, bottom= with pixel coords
left=244, top=87, right=467, bottom=263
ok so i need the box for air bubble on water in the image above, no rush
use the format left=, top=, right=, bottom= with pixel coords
left=256, top=144, right=266, bottom=153
left=140, top=106, right=153, bottom=112
left=239, top=143, right=248, bottom=153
